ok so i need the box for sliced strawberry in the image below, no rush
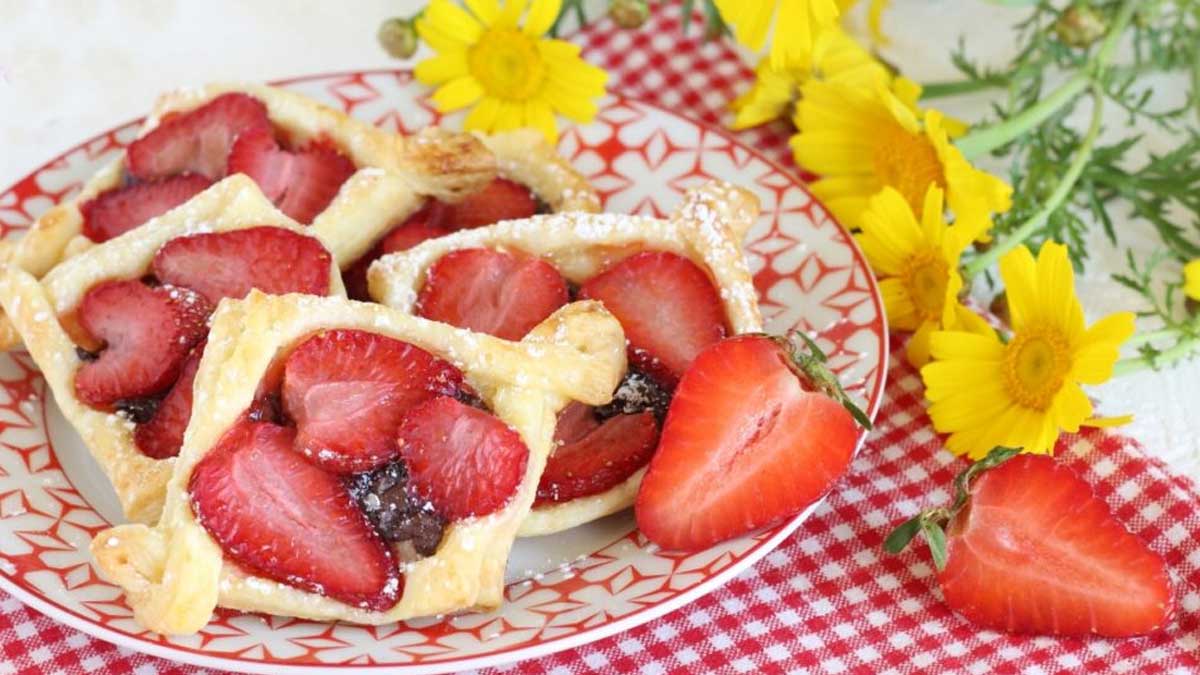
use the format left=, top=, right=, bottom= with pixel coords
left=636, top=334, right=863, bottom=550
left=81, top=174, right=213, bottom=243
left=580, top=251, right=727, bottom=388
left=151, top=226, right=332, bottom=305
left=444, top=178, right=538, bottom=230
left=344, top=202, right=453, bottom=301
left=889, top=450, right=1174, bottom=637
left=398, top=396, right=529, bottom=521
left=535, top=405, right=659, bottom=506
left=190, top=420, right=401, bottom=610
left=227, top=126, right=356, bottom=224
left=127, top=93, right=271, bottom=181
left=134, top=341, right=204, bottom=459
left=281, top=329, right=468, bottom=474
left=415, top=248, right=569, bottom=340
left=74, top=281, right=212, bottom=409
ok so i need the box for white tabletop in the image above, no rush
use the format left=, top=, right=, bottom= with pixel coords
left=2, top=0, right=1196, bottom=476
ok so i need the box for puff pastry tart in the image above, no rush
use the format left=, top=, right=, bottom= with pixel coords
left=0, top=81, right=497, bottom=349
left=0, top=175, right=350, bottom=524
left=367, top=180, right=765, bottom=536
left=90, top=291, right=626, bottom=635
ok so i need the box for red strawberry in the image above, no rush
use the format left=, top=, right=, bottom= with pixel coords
left=151, top=226, right=332, bottom=305
left=344, top=202, right=453, bottom=301
left=281, top=329, right=468, bottom=474
left=636, top=333, right=868, bottom=551
left=74, top=280, right=212, bottom=408
left=580, top=251, right=728, bottom=388
left=535, top=404, right=659, bottom=505
left=190, top=420, right=401, bottom=610
left=127, top=93, right=271, bottom=181
left=134, top=341, right=204, bottom=459
left=445, top=178, right=538, bottom=230
left=81, top=174, right=213, bottom=243
left=398, top=396, right=530, bottom=520
left=415, top=248, right=568, bottom=340
left=886, top=449, right=1174, bottom=637
left=227, top=126, right=356, bottom=224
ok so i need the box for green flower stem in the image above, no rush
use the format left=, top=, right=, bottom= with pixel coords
left=1125, top=327, right=1181, bottom=348
left=920, top=75, right=1010, bottom=100
left=1113, top=334, right=1200, bottom=377
left=962, top=87, right=1105, bottom=281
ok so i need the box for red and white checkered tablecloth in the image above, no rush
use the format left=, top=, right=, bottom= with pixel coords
left=3, top=6, right=1199, bottom=674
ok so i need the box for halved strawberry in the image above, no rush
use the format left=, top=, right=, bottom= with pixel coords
left=344, top=202, right=453, bottom=301
left=415, top=248, right=569, bottom=340
left=281, top=329, right=468, bottom=474
left=127, top=93, right=271, bottom=181
left=74, top=281, right=212, bottom=408
left=886, top=449, right=1174, bottom=637
left=134, top=341, right=204, bottom=459
left=444, top=178, right=538, bottom=231
left=227, top=126, right=356, bottom=224
left=636, top=333, right=868, bottom=551
left=535, top=404, right=659, bottom=506
left=580, top=251, right=727, bottom=388
left=398, top=396, right=529, bottom=521
left=190, top=420, right=401, bottom=610
left=81, top=174, right=213, bottom=243
left=151, top=226, right=332, bottom=305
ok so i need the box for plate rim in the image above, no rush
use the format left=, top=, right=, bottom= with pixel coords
left=0, top=68, right=889, bottom=674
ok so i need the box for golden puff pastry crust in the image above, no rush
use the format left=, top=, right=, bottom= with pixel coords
left=0, top=81, right=498, bottom=349
left=91, top=291, right=627, bottom=635
left=0, top=176, right=344, bottom=525
left=366, top=180, right=765, bottom=536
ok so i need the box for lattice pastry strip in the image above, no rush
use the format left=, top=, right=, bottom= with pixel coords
left=367, top=180, right=765, bottom=536
left=90, top=292, right=626, bottom=635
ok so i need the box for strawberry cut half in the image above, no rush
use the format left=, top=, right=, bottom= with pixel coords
left=636, top=334, right=865, bottom=551
left=151, top=226, right=332, bottom=305
left=398, top=396, right=529, bottom=521
left=127, top=93, right=271, bottom=181
left=444, top=178, right=538, bottom=231
left=134, top=340, right=205, bottom=459
left=74, top=280, right=212, bottom=409
left=415, top=248, right=569, bottom=341
left=344, top=201, right=453, bottom=301
left=190, top=420, right=402, bottom=611
left=227, top=126, right=356, bottom=224
left=535, top=403, right=659, bottom=506
left=81, top=174, right=213, bottom=243
left=281, top=329, right=469, bottom=474
left=580, top=251, right=728, bottom=389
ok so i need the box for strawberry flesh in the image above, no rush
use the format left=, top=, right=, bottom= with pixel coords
left=444, top=178, right=538, bottom=231
left=281, top=329, right=469, bottom=474
left=398, top=396, right=529, bottom=521
left=74, top=280, right=211, bottom=409
left=636, top=335, right=858, bottom=551
left=580, top=251, right=727, bottom=389
left=151, top=226, right=332, bottom=305
left=415, top=248, right=569, bottom=341
left=344, top=201, right=453, bottom=301
left=227, top=126, right=356, bottom=224
left=536, top=404, right=659, bottom=505
left=938, top=454, right=1173, bottom=636
left=81, top=174, right=213, bottom=243
left=134, top=341, right=204, bottom=459
left=127, top=93, right=271, bottom=181
left=190, top=420, right=401, bottom=610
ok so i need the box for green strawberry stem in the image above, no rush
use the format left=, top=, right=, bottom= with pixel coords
left=773, top=331, right=873, bottom=431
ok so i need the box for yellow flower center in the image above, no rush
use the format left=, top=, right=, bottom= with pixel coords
left=873, top=125, right=945, bottom=215
left=468, top=28, right=546, bottom=101
left=1002, top=326, right=1072, bottom=411
left=899, top=249, right=948, bottom=321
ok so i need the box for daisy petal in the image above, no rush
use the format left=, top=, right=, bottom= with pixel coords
left=431, top=76, right=484, bottom=112
left=523, top=0, right=561, bottom=37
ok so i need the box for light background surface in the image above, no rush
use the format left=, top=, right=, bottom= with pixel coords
left=2, top=0, right=1196, bottom=475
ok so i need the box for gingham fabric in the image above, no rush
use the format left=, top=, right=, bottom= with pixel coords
left=4, top=6, right=1199, bottom=674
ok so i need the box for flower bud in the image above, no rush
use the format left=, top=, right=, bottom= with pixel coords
left=609, top=0, right=649, bottom=29
left=1055, top=6, right=1106, bottom=48
left=379, top=17, right=419, bottom=59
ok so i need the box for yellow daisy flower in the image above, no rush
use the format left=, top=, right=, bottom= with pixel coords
left=730, top=27, right=889, bottom=130
left=921, top=241, right=1136, bottom=459
left=415, top=0, right=608, bottom=143
left=1184, top=259, right=1200, bottom=300
left=715, top=0, right=841, bottom=69
left=857, top=185, right=991, bottom=367
left=790, top=80, right=1010, bottom=236
left=836, top=0, right=892, bottom=44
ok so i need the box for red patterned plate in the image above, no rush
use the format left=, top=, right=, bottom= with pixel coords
left=0, top=71, right=886, bottom=673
